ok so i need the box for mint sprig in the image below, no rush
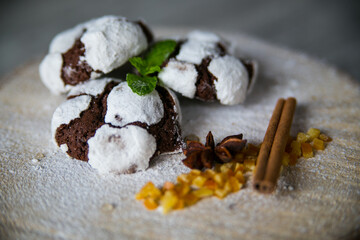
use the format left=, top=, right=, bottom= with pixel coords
left=126, top=40, right=177, bottom=95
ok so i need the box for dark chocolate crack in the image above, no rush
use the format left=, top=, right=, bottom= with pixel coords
left=55, top=81, right=118, bottom=161
left=55, top=82, right=182, bottom=162
left=195, top=57, right=217, bottom=101
left=61, top=38, right=100, bottom=86
left=136, top=21, right=153, bottom=44
left=127, top=86, right=182, bottom=157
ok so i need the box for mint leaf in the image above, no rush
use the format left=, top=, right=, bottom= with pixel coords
left=145, top=40, right=177, bottom=67
left=129, top=57, right=161, bottom=76
left=126, top=73, right=157, bottom=96
left=126, top=39, right=176, bottom=96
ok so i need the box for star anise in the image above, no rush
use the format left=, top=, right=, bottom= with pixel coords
left=182, top=131, right=247, bottom=170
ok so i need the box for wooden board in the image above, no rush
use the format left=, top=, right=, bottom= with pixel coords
left=1, top=28, right=359, bottom=240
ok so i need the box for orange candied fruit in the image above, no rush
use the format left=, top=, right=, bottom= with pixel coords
left=136, top=160, right=248, bottom=214
left=301, top=142, right=313, bottom=158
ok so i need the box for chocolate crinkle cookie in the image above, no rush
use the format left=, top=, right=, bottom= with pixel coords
left=51, top=78, right=182, bottom=174
left=40, top=15, right=153, bottom=95
left=158, top=30, right=258, bottom=105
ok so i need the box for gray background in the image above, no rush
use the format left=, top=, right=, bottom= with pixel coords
left=1, top=0, right=359, bottom=80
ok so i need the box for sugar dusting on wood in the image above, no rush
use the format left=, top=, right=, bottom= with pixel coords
left=0, top=29, right=359, bottom=239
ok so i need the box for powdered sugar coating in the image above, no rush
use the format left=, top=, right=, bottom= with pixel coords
left=158, top=60, right=198, bottom=98
left=68, top=77, right=115, bottom=97
left=39, top=15, right=150, bottom=95
left=88, top=125, right=156, bottom=174
left=80, top=16, right=148, bottom=73
left=176, top=30, right=222, bottom=65
left=51, top=95, right=91, bottom=136
left=105, top=82, right=164, bottom=127
left=39, top=53, right=70, bottom=95
left=209, top=55, right=249, bottom=105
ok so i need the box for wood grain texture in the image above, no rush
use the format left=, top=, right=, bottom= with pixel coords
left=0, top=28, right=359, bottom=240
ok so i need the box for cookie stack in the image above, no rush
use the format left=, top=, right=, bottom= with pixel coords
left=40, top=15, right=257, bottom=174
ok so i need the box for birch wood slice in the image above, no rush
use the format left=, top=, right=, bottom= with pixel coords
left=1, top=28, right=359, bottom=240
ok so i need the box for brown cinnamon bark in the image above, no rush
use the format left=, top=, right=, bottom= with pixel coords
left=253, top=98, right=285, bottom=190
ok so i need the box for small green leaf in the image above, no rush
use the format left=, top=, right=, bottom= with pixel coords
left=126, top=73, right=157, bottom=96
left=129, top=57, right=161, bottom=76
left=145, top=40, right=177, bottom=67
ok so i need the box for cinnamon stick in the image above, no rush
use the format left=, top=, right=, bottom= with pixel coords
left=253, top=98, right=285, bottom=190
left=261, top=97, right=296, bottom=193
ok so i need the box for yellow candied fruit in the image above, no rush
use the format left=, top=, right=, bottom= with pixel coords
left=214, top=188, right=229, bottom=199
left=193, top=188, right=214, bottom=198
left=228, top=176, right=242, bottom=192
left=143, top=198, right=158, bottom=210
left=234, top=171, right=245, bottom=183
left=307, top=128, right=321, bottom=141
left=162, top=181, right=175, bottom=191
left=203, top=179, right=217, bottom=190
left=290, top=140, right=302, bottom=157
left=174, top=183, right=191, bottom=197
left=244, top=158, right=256, bottom=172
left=135, top=182, right=162, bottom=200
left=177, top=173, right=190, bottom=184
left=301, top=142, right=313, bottom=158
left=312, top=138, right=325, bottom=150
left=233, top=162, right=244, bottom=173
left=183, top=193, right=199, bottom=206
left=173, top=199, right=185, bottom=210
left=204, top=169, right=216, bottom=178
left=213, top=173, right=225, bottom=187
left=161, top=190, right=178, bottom=214
left=289, top=153, right=298, bottom=166
left=192, top=175, right=208, bottom=188
left=282, top=152, right=290, bottom=166
left=297, top=132, right=310, bottom=143
left=319, top=133, right=332, bottom=142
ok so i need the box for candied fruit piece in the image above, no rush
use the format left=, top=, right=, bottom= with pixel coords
left=177, top=173, right=190, bottom=183
left=204, top=169, right=216, bottom=178
left=161, top=190, right=178, bottom=214
left=135, top=182, right=161, bottom=200
left=228, top=176, right=241, bottom=192
left=183, top=193, right=199, bottom=206
left=192, top=175, right=207, bottom=188
left=289, top=153, right=298, bottom=166
left=233, top=162, right=244, bottom=173
left=193, top=188, right=213, bottom=198
left=301, top=143, right=313, bottom=158
left=174, top=183, right=190, bottom=197
left=173, top=199, right=185, bottom=210
left=297, top=132, right=310, bottom=143
left=143, top=198, right=158, bottom=210
left=163, top=181, right=175, bottom=191
left=203, top=179, right=217, bottom=190
left=319, top=133, right=332, bottom=142
left=190, top=169, right=201, bottom=176
left=307, top=128, right=321, bottom=140
left=234, top=171, right=245, bottom=183
left=244, top=158, right=256, bottom=172
left=290, top=140, right=302, bottom=157
left=213, top=173, right=225, bottom=187
left=214, top=188, right=229, bottom=199
left=282, top=152, right=290, bottom=166
left=312, top=138, right=325, bottom=150
left=223, top=181, right=233, bottom=194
